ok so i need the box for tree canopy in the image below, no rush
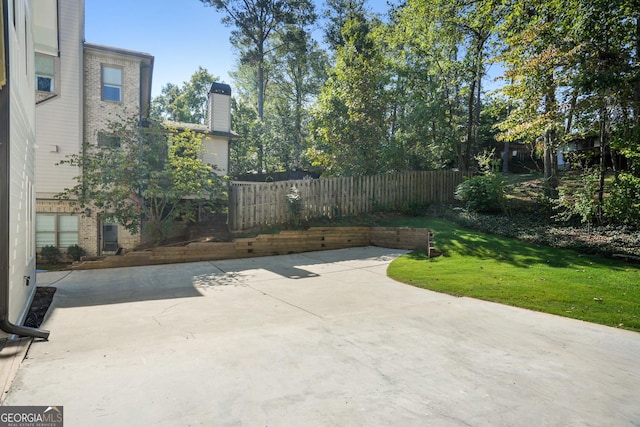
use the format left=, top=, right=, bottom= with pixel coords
left=189, top=0, right=639, bottom=189
left=152, top=66, right=218, bottom=124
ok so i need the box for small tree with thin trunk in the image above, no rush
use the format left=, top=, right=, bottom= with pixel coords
left=56, top=116, right=225, bottom=243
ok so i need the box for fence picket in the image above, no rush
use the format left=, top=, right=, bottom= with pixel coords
left=228, top=170, right=469, bottom=230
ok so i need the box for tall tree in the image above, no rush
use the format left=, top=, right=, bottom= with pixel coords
left=570, top=0, right=639, bottom=214
left=311, top=14, right=390, bottom=175
left=496, top=0, right=575, bottom=195
left=266, top=20, right=328, bottom=170
left=229, top=97, right=261, bottom=176
left=382, top=0, right=504, bottom=172
left=323, top=0, right=367, bottom=52
left=201, top=0, right=315, bottom=171
left=456, top=1, right=500, bottom=171
left=151, top=67, right=218, bottom=124
left=425, top=0, right=500, bottom=171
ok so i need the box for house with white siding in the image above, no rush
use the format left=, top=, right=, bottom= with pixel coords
left=33, top=0, right=232, bottom=257
left=1, top=0, right=49, bottom=339
left=33, top=0, right=154, bottom=257
left=33, top=0, right=85, bottom=255
left=166, top=82, right=239, bottom=177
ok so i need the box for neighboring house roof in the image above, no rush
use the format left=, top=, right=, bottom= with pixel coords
left=83, top=42, right=154, bottom=118
left=164, top=121, right=241, bottom=139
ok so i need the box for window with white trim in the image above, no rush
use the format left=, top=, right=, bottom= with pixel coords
left=102, top=65, right=122, bottom=102
left=36, top=214, right=79, bottom=249
left=35, top=53, right=56, bottom=93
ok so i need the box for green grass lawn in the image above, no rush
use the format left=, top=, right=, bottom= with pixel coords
left=384, top=218, right=640, bottom=332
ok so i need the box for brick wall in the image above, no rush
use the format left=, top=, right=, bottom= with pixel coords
left=84, top=48, right=142, bottom=146
left=78, top=212, right=97, bottom=255
left=79, top=47, right=145, bottom=255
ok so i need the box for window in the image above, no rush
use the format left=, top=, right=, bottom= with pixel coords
left=35, top=53, right=55, bottom=93
left=36, top=215, right=55, bottom=248
left=98, top=132, right=121, bottom=148
left=36, top=214, right=79, bottom=249
left=58, top=216, right=79, bottom=247
left=102, top=65, right=122, bottom=102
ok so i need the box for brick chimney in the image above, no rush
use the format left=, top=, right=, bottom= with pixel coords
left=208, top=82, right=231, bottom=133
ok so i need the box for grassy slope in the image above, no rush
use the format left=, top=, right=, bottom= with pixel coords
left=383, top=218, right=640, bottom=332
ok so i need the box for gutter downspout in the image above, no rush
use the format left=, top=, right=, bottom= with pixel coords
left=0, top=0, right=49, bottom=340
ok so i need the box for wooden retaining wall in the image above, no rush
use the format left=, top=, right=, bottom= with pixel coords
left=229, top=170, right=469, bottom=230
left=71, top=227, right=433, bottom=270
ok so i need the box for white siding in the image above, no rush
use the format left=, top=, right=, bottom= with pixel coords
left=34, top=0, right=84, bottom=197
left=5, top=0, right=37, bottom=329
left=202, top=135, right=229, bottom=175
left=209, top=93, right=230, bottom=133
left=32, top=0, right=57, bottom=56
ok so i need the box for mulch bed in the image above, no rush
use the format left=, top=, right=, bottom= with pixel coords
left=24, top=287, right=56, bottom=328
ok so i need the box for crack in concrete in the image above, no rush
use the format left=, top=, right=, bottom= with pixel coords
left=246, top=284, right=324, bottom=320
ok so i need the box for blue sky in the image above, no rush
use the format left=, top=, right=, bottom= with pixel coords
left=86, top=1, right=503, bottom=98
left=85, top=1, right=235, bottom=97
left=85, top=0, right=393, bottom=98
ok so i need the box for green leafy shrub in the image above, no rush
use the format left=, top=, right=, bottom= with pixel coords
left=40, top=245, right=61, bottom=265
left=603, top=173, right=640, bottom=226
left=454, top=173, right=508, bottom=214
left=554, top=169, right=599, bottom=226
left=563, top=149, right=599, bottom=169
left=65, top=244, right=86, bottom=261
left=286, top=186, right=303, bottom=226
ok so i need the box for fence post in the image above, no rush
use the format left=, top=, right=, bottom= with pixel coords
left=427, top=229, right=435, bottom=258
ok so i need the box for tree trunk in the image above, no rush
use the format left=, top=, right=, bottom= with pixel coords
left=543, top=80, right=558, bottom=197
left=634, top=17, right=640, bottom=173
left=597, top=102, right=607, bottom=221
left=257, top=45, right=265, bottom=172
left=474, top=50, right=483, bottom=159
left=565, top=89, right=577, bottom=135
left=502, top=141, right=510, bottom=173
left=543, top=129, right=558, bottom=198
left=635, top=17, right=640, bottom=127
left=464, top=78, right=476, bottom=171
left=503, top=90, right=513, bottom=173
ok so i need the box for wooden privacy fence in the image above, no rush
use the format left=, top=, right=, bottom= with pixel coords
left=228, top=170, right=470, bottom=231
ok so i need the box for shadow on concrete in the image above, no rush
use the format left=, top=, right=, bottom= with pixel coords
left=262, top=265, right=320, bottom=280
left=37, top=247, right=407, bottom=310
left=38, top=263, right=209, bottom=309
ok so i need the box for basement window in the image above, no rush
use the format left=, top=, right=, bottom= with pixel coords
left=98, top=132, right=121, bottom=148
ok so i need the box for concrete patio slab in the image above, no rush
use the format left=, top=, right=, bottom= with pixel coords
left=3, top=246, right=640, bottom=426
